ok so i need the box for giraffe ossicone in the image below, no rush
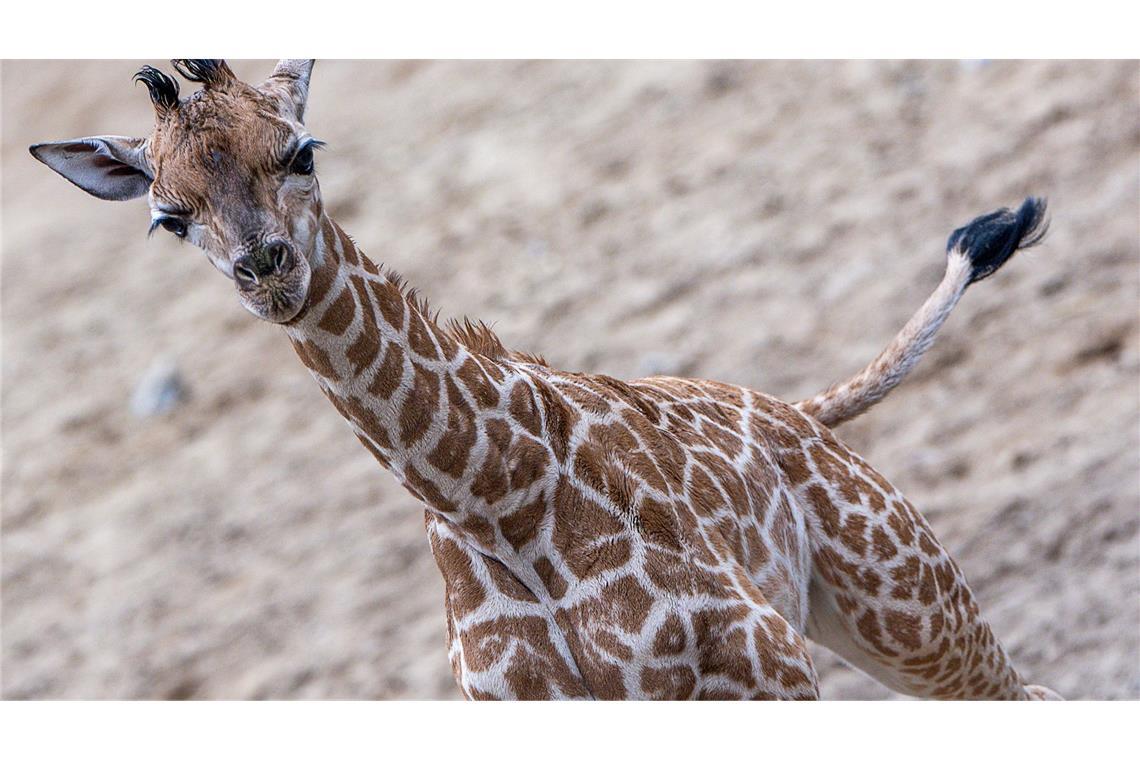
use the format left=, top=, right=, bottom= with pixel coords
left=30, top=60, right=1061, bottom=700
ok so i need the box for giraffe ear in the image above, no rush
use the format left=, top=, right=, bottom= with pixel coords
left=29, top=135, right=151, bottom=201
left=263, top=59, right=315, bottom=121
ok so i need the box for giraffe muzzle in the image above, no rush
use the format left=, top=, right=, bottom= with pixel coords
left=231, top=239, right=311, bottom=323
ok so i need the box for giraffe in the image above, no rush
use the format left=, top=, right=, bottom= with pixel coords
left=29, top=60, right=1062, bottom=700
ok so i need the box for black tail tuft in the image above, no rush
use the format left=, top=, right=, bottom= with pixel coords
left=947, top=197, right=1049, bottom=284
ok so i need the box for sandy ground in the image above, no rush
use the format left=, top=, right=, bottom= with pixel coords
left=2, top=60, right=1137, bottom=700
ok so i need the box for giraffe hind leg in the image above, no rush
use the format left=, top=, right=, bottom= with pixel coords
left=805, top=574, right=926, bottom=696
left=790, top=434, right=1059, bottom=700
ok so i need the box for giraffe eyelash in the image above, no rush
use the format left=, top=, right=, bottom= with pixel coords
left=282, top=137, right=326, bottom=158
left=286, top=138, right=325, bottom=176
left=148, top=215, right=189, bottom=239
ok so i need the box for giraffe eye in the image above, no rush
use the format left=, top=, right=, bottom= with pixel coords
left=155, top=216, right=188, bottom=238
left=289, top=144, right=314, bottom=175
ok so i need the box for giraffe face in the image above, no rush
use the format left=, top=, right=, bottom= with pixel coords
left=144, top=78, right=320, bottom=323
left=30, top=60, right=320, bottom=323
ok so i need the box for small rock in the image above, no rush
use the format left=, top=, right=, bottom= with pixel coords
left=131, top=357, right=187, bottom=417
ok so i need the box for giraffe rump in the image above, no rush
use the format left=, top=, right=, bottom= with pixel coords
left=796, top=197, right=1049, bottom=428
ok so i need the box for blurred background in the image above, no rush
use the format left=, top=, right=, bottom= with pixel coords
left=2, top=60, right=1137, bottom=699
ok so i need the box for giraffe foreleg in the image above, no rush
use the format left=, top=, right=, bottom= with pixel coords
left=425, top=513, right=593, bottom=700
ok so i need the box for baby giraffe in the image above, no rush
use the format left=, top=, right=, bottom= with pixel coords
left=31, top=60, right=1060, bottom=700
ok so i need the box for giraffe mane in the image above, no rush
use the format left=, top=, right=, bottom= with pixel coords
left=378, top=266, right=548, bottom=366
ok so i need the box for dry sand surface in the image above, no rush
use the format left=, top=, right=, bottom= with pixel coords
left=2, top=60, right=1137, bottom=699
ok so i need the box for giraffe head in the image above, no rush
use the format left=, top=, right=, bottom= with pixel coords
left=30, top=59, right=322, bottom=323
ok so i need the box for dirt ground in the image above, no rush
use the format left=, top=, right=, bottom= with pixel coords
left=2, top=60, right=1137, bottom=700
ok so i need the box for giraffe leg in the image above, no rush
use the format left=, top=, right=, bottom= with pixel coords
left=786, top=434, right=1059, bottom=700
left=425, top=513, right=593, bottom=700
left=734, top=604, right=822, bottom=700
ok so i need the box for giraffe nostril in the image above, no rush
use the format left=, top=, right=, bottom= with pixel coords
left=233, top=259, right=258, bottom=286
left=267, top=241, right=293, bottom=274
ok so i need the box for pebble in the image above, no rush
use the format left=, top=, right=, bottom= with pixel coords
left=130, top=357, right=187, bottom=417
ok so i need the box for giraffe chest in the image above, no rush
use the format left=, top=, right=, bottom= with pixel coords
left=557, top=464, right=811, bottom=691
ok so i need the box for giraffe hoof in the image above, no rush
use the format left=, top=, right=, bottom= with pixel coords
left=1025, top=684, right=1063, bottom=700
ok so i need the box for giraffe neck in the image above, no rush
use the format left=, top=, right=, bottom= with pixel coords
left=282, top=213, right=524, bottom=526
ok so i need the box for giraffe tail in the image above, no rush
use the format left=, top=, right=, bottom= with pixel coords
left=795, top=197, right=1048, bottom=428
